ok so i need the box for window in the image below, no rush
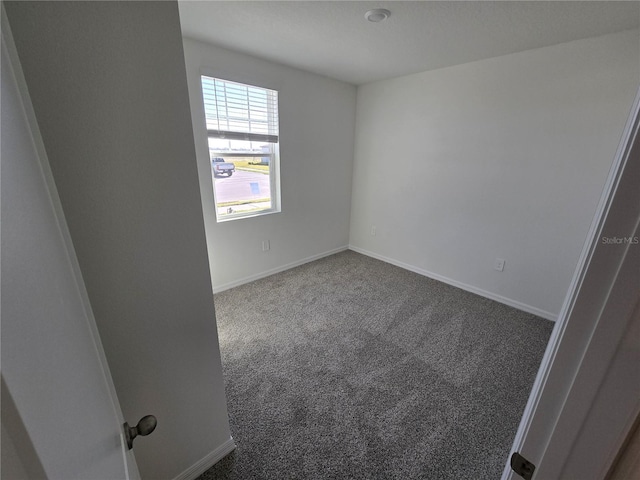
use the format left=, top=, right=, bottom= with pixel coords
left=200, top=75, right=280, bottom=221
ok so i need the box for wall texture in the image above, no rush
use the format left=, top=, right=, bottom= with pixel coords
left=5, top=2, right=232, bottom=478
left=349, top=29, right=639, bottom=319
left=182, top=38, right=357, bottom=291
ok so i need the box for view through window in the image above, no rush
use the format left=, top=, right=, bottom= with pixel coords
left=201, top=75, right=280, bottom=221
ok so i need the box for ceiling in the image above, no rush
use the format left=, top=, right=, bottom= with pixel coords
left=178, top=1, right=640, bottom=85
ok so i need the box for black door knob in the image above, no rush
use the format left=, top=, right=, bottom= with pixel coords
left=124, top=415, right=157, bottom=450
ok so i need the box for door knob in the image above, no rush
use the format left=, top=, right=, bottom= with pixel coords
left=124, top=415, right=157, bottom=450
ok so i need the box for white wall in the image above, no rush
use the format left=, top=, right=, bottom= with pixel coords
left=4, top=2, right=233, bottom=479
left=182, top=38, right=356, bottom=292
left=503, top=91, right=640, bottom=480
left=349, top=29, right=639, bottom=319
left=1, top=29, right=134, bottom=478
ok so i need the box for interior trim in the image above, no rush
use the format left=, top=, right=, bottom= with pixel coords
left=349, top=245, right=558, bottom=321
left=172, top=437, right=236, bottom=480
left=212, top=246, right=349, bottom=293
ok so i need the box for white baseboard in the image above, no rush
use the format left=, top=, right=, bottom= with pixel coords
left=212, top=245, right=349, bottom=293
left=348, top=245, right=558, bottom=322
left=172, top=436, right=236, bottom=480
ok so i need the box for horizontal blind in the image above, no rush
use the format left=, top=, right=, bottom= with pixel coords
left=201, top=75, right=279, bottom=143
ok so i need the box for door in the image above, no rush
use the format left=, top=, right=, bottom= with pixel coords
left=502, top=88, right=640, bottom=480
left=1, top=17, right=140, bottom=479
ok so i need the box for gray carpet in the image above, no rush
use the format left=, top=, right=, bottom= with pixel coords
left=198, top=250, right=553, bottom=479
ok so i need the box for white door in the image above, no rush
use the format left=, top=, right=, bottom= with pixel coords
left=1, top=18, right=140, bottom=480
left=502, top=89, right=640, bottom=480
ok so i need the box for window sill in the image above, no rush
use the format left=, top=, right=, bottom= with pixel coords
left=216, top=207, right=281, bottom=223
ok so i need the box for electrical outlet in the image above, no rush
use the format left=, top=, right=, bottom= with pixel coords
left=371, top=225, right=377, bottom=236
left=262, top=240, right=270, bottom=252
left=494, top=258, right=506, bottom=272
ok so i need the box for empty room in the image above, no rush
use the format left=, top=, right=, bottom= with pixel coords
left=3, top=1, right=639, bottom=480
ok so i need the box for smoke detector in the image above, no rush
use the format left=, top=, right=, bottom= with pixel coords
left=365, top=9, right=391, bottom=23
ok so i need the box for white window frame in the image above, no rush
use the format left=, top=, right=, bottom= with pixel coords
left=199, top=74, right=281, bottom=222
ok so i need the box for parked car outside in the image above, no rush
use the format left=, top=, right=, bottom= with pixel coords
left=211, top=157, right=235, bottom=177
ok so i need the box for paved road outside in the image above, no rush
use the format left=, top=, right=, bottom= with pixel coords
left=214, top=169, right=270, bottom=205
